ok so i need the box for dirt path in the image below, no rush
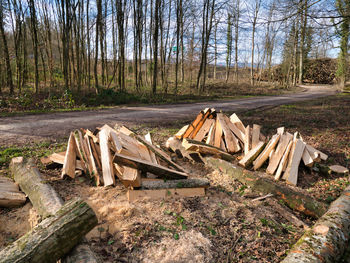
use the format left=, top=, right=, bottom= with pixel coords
left=0, top=85, right=336, bottom=147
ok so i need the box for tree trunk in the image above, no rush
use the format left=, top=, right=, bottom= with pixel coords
left=234, top=0, right=240, bottom=84
left=298, top=0, right=308, bottom=85
left=152, top=0, right=161, bottom=94
left=204, top=157, right=328, bottom=218
left=0, top=3, right=14, bottom=94
left=0, top=198, right=97, bottom=263
left=10, top=157, right=101, bottom=263
left=281, top=184, right=350, bottom=263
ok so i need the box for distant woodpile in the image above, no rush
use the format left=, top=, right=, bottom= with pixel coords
left=259, top=58, right=338, bottom=84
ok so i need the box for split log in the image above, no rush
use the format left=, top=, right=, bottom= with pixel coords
left=266, top=133, right=293, bottom=175
left=253, top=134, right=281, bottom=170
left=0, top=177, right=26, bottom=208
left=229, top=113, right=245, bottom=134
left=193, top=119, right=215, bottom=141
left=99, top=128, right=115, bottom=186
left=285, top=140, right=306, bottom=186
left=251, top=124, right=261, bottom=149
left=62, top=133, right=77, bottom=178
left=183, top=108, right=211, bottom=138
left=175, top=125, right=189, bottom=139
left=214, top=116, right=223, bottom=148
left=10, top=157, right=101, bottom=263
left=217, top=113, right=240, bottom=153
left=166, top=137, right=203, bottom=163
left=113, top=153, right=188, bottom=180
left=244, top=125, right=250, bottom=154
left=238, top=141, right=266, bottom=168
left=224, top=114, right=245, bottom=142
left=281, top=184, right=350, bottom=263
left=182, top=139, right=235, bottom=162
left=275, top=140, right=293, bottom=180
left=205, top=122, right=216, bottom=145
left=205, top=157, right=328, bottom=218
left=302, top=146, right=314, bottom=167
left=0, top=198, right=97, bottom=263
left=141, top=178, right=209, bottom=189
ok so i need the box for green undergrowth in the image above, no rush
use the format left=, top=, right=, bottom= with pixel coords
left=0, top=141, right=66, bottom=169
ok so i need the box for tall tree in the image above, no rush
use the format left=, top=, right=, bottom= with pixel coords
left=336, top=0, right=350, bottom=90
left=152, top=0, right=161, bottom=94
left=0, top=0, right=14, bottom=94
left=250, top=0, right=261, bottom=86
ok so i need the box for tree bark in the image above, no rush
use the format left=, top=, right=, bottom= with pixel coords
left=0, top=198, right=97, bottom=263
left=141, top=178, right=209, bottom=189
left=204, top=157, right=328, bottom=218
left=10, top=157, right=101, bottom=263
left=281, top=184, right=350, bottom=263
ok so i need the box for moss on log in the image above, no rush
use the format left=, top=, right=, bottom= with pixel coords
left=281, top=185, right=350, bottom=263
left=141, top=178, right=209, bottom=190
left=10, top=157, right=101, bottom=263
left=0, top=198, right=97, bottom=263
left=205, top=157, right=328, bottom=218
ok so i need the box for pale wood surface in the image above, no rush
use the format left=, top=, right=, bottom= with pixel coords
left=99, top=128, right=115, bottom=186
left=251, top=124, right=261, bottom=149
left=253, top=134, right=281, bottom=170
left=285, top=140, right=306, bottom=186
left=61, top=132, right=77, bottom=178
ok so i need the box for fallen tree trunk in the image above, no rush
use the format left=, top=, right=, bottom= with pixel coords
left=281, top=184, right=350, bottom=263
left=0, top=198, right=97, bottom=263
left=204, top=157, right=327, bottom=218
left=10, top=157, right=101, bottom=263
left=141, top=178, right=209, bottom=190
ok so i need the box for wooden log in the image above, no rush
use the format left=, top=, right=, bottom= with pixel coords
left=85, top=134, right=102, bottom=186
left=217, top=113, right=240, bottom=153
left=275, top=140, right=293, bottom=180
left=0, top=176, right=26, bottom=208
left=205, top=121, right=216, bottom=145
left=305, top=144, right=328, bottom=161
left=117, top=166, right=141, bottom=188
left=132, top=133, right=187, bottom=173
left=224, top=114, right=245, bottom=142
left=251, top=124, right=261, bottom=149
left=175, top=125, right=189, bottom=139
left=182, top=139, right=235, bottom=162
left=113, top=153, right=188, bottom=180
left=205, top=157, right=327, bottom=218
left=166, top=137, right=203, bottom=163
left=193, top=119, right=215, bottom=141
left=214, top=116, right=223, bottom=148
left=61, top=133, right=77, bottom=178
left=244, top=125, right=250, bottom=154
left=285, top=140, right=306, bottom=186
left=190, top=108, right=211, bottom=139
left=302, top=146, right=314, bottom=167
left=183, top=109, right=210, bottom=139
left=0, top=198, right=97, bottom=263
left=229, top=113, right=245, bottom=133
left=266, top=133, right=293, bottom=175
left=253, top=134, right=281, bottom=170
left=281, top=184, right=350, bottom=263
left=305, top=144, right=321, bottom=162
left=73, top=130, right=88, bottom=172
left=238, top=141, right=266, bottom=168
left=145, top=132, right=158, bottom=164
left=141, top=178, right=210, bottom=189
left=99, top=128, right=115, bottom=186
left=10, top=157, right=101, bottom=263
left=127, top=188, right=205, bottom=202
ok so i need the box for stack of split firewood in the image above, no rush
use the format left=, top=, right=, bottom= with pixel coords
left=42, top=125, right=209, bottom=201
left=168, top=108, right=328, bottom=186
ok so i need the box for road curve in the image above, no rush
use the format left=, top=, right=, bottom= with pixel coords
left=0, top=85, right=336, bottom=147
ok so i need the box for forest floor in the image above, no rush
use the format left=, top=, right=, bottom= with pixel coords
left=0, top=89, right=349, bottom=262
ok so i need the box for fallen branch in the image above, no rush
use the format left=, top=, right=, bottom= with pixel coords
left=141, top=178, right=209, bottom=190
left=204, top=157, right=328, bottom=218
left=0, top=198, right=97, bottom=263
